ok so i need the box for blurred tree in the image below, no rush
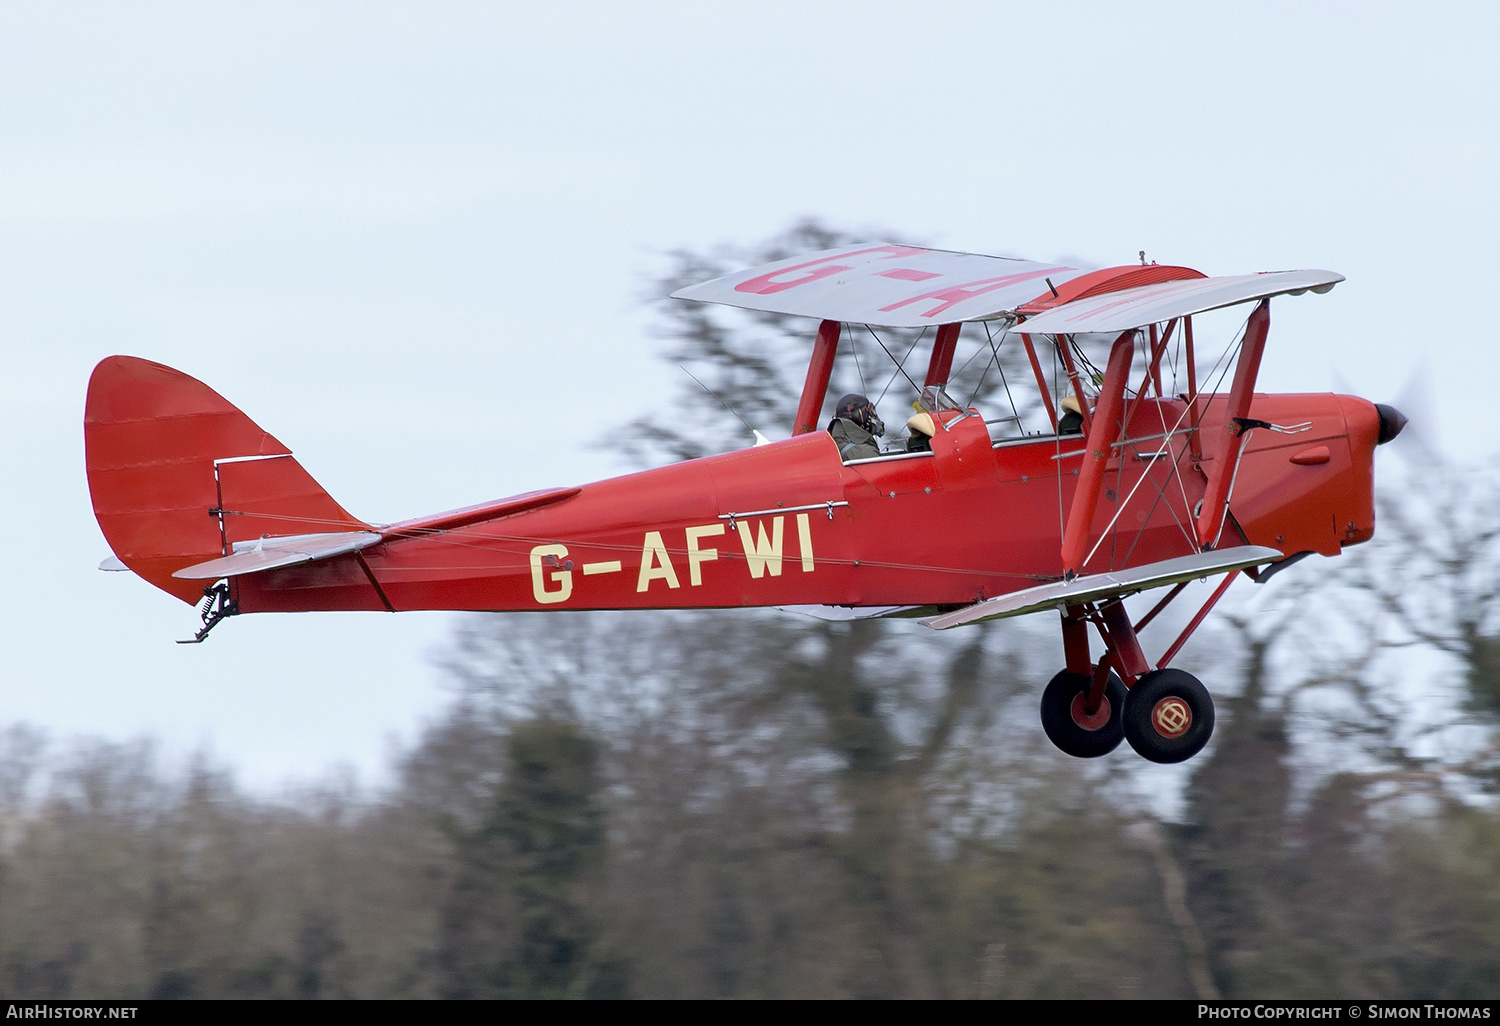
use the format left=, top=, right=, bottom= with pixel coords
left=1369, top=466, right=1500, bottom=744
left=1176, top=615, right=1296, bottom=997
left=438, top=715, right=626, bottom=998
left=1292, top=461, right=1500, bottom=794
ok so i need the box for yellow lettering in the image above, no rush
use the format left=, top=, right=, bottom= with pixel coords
left=736, top=516, right=785, bottom=578
left=796, top=512, right=814, bottom=572
left=636, top=531, right=681, bottom=592
left=685, top=523, right=725, bottom=586
left=529, top=543, right=573, bottom=604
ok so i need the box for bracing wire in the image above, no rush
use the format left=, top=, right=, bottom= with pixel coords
left=870, top=325, right=924, bottom=402
left=846, top=326, right=868, bottom=394
left=1085, top=310, right=1254, bottom=570
left=1071, top=336, right=1106, bottom=386
left=980, top=322, right=1023, bottom=427
left=964, top=337, right=997, bottom=408
left=952, top=337, right=992, bottom=383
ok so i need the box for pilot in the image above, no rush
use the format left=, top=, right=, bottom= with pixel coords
left=828, top=393, right=885, bottom=461
left=1058, top=395, right=1086, bottom=435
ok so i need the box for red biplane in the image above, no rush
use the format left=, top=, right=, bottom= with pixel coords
left=87, top=244, right=1405, bottom=764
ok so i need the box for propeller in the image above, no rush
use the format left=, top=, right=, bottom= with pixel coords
left=1335, top=364, right=1441, bottom=469
left=1382, top=363, right=1442, bottom=468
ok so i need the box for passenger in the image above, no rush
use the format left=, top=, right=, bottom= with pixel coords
left=1058, top=395, right=1086, bottom=435
left=905, top=411, right=936, bottom=452
left=829, top=393, right=885, bottom=461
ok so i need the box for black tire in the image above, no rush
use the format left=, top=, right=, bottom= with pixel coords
left=1040, top=669, right=1126, bottom=758
left=1123, top=668, right=1215, bottom=764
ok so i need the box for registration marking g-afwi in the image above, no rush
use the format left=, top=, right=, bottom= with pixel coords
left=529, top=513, right=817, bottom=604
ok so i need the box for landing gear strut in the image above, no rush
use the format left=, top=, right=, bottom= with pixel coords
left=1039, top=581, right=1232, bottom=763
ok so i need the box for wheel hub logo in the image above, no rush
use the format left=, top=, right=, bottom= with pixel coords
left=1152, top=697, right=1191, bottom=738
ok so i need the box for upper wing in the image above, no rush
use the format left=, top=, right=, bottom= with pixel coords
left=672, top=245, right=1341, bottom=333
left=671, top=243, right=1095, bottom=327
left=1013, top=271, right=1343, bottom=335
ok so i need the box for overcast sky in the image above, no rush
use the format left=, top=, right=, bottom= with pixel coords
left=3, top=1, right=1495, bottom=790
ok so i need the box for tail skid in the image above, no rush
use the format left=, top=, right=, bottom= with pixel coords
left=177, top=582, right=236, bottom=644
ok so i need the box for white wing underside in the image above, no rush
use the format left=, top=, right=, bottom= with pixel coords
left=776, top=604, right=922, bottom=622
left=1012, top=271, right=1343, bottom=335
left=672, top=244, right=1095, bottom=328
left=673, top=243, right=1341, bottom=333
left=921, top=546, right=1284, bottom=630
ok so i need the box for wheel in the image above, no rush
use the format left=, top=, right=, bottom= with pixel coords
left=1040, top=669, right=1126, bottom=758
left=1123, top=668, right=1215, bottom=764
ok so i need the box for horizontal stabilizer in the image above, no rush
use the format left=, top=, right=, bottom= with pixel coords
left=172, top=531, right=383, bottom=580
left=1013, top=271, right=1342, bottom=335
left=921, top=545, right=1283, bottom=630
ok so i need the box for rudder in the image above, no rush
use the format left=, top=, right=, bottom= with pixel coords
left=85, top=356, right=367, bottom=603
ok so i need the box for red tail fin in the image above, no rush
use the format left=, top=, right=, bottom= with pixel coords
left=85, top=356, right=367, bottom=603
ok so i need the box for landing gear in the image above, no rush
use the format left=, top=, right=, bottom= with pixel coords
left=1039, top=666, right=1216, bottom=763
left=1122, top=668, right=1215, bottom=764
left=1040, top=669, right=1126, bottom=758
left=176, top=580, right=238, bottom=644
left=1043, top=585, right=1227, bottom=763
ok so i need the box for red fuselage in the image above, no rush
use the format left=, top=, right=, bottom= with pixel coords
left=233, top=393, right=1380, bottom=616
